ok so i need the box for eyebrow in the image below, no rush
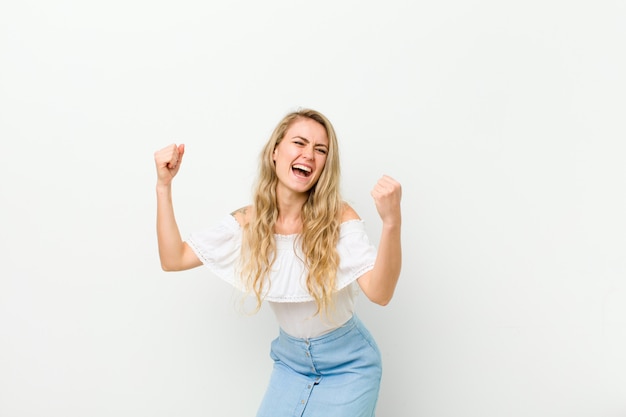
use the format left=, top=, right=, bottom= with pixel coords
left=292, top=136, right=329, bottom=149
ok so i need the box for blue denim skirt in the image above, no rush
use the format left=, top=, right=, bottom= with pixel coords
left=256, top=314, right=382, bottom=417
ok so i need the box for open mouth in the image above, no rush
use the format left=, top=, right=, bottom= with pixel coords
left=292, top=164, right=312, bottom=178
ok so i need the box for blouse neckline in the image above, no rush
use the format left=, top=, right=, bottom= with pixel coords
left=226, top=214, right=365, bottom=238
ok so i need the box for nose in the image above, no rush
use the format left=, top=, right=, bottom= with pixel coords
left=302, top=145, right=314, bottom=160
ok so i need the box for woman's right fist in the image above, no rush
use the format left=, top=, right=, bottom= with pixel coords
left=154, top=143, right=185, bottom=186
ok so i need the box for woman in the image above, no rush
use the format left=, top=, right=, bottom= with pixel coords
left=154, top=108, right=402, bottom=416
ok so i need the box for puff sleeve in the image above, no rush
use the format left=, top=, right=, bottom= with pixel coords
left=335, top=220, right=377, bottom=291
left=186, top=215, right=246, bottom=292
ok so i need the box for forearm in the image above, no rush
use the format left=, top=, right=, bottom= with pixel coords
left=361, top=174, right=403, bottom=305
left=156, top=184, right=186, bottom=270
left=364, top=222, right=402, bottom=305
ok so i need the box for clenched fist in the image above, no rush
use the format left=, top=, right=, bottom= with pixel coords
left=154, top=144, right=185, bottom=186
left=371, top=175, right=402, bottom=227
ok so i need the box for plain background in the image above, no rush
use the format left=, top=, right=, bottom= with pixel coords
left=1, top=0, right=625, bottom=416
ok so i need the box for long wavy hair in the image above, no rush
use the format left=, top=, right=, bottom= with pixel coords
left=240, top=108, right=343, bottom=315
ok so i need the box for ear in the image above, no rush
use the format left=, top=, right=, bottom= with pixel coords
left=272, top=148, right=277, bottom=161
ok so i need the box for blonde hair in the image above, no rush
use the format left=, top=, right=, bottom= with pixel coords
left=240, top=108, right=343, bottom=315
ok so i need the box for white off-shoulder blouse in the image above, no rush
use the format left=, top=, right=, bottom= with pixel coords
left=186, top=214, right=377, bottom=337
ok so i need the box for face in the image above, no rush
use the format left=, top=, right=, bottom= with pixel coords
left=272, top=117, right=329, bottom=196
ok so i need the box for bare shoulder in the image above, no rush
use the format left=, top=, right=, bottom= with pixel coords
left=341, top=202, right=362, bottom=222
left=230, top=205, right=253, bottom=227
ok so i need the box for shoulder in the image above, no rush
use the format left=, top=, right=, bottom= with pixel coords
left=230, top=205, right=253, bottom=227
left=341, top=202, right=361, bottom=223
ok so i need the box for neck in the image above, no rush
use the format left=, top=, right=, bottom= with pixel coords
left=275, top=187, right=307, bottom=234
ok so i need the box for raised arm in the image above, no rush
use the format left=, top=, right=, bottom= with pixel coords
left=155, top=143, right=202, bottom=271
left=357, top=175, right=402, bottom=306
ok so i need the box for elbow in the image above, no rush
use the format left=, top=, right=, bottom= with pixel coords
left=376, top=298, right=392, bottom=307
left=378, top=298, right=392, bottom=307
left=158, top=251, right=185, bottom=271
left=159, top=260, right=180, bottom=272
left=368, top=293, right=394, bottom=307
left=358, top=273, right=397, bottom=306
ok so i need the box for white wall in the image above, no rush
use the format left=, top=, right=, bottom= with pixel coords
left=1, top=1, right=625, bottom=416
